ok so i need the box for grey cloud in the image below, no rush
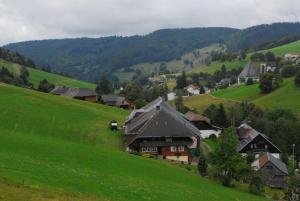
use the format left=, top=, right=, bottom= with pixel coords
left=0, top=0, right=300, bottom=45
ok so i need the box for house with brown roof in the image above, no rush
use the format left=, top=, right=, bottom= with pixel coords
left=252, top=153, right=288, bottom=189
left=50, top=86, right=98, bottom=102
left=185, top=111, right=221, bottom=139
left=124, top=97, right=201, bottom=163
left=237, top=123, right=281, bottom=159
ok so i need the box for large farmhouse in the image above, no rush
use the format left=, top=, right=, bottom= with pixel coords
left=237, top=123, right=281, bottom=158
left=237, top=62, right=277, bottom=85
left=124, top=97, right=201, bottom=163
left=50, top=86, right=97, bottom=102
left=252, top=153, right=288, bottom=189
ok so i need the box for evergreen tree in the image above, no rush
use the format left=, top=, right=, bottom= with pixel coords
left=96, top=75, right=113, bottom=95
left=175, top=91, right=185, bottom=113
left=213, top=104, right=228, bottom=128
left=38, top=79, right=55, bottom=93
left=198, top=152, right=208, bottom=176
left=199, top=85, right=205, bottom=94
left=175, top=71, right=187, bottom=89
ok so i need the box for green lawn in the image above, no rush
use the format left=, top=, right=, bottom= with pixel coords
left=189, top=59, right=247, bottom=75
left=0, top=83, right=269, bottom=201
left=261, top=40, right=300, bottom=55
left=212, top=78, right=300, bottom=115
left=0, top=59, right=96, bottom=89
left=177, top=94, right=238, bottom=114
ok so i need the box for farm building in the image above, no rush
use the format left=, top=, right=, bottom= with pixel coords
left=100, top=95, right=131, bottom=109
left=284, top=53, right=300, bottom=64
left=184, top=84, right=200, bottom=96
left=237, top=62, right=277, bottom=85
left=184, top=111, right=222, bottom=139
left=50, top=86, right=98, bottom=102
left=237, top=123, right=281, bottom=158
left=252, top=153, right=288, bottom=189
left=124, top=97, right=201, bottom=163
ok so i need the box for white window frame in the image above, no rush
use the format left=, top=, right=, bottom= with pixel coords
left=170, top=146, right=177, bottom=152
left=141, top=146, right=157, bottom=153
left=178, top=146, right=185, bottom=152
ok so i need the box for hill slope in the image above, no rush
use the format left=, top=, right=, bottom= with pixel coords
left=5, top=28, right=237, bottom=82
left=5, top=22, right=300, bottom=82
left=0, top=83, right=268, bottom=201
left=212, top=78, right=300, bottom=115
left=0, top=59, right=96, bottom=89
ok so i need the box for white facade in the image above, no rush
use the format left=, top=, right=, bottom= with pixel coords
left=167, top=92, right=176, bottom=101
left=187, top=87, right=200, bottom=95
left=200, top=129, right=222, bottom=139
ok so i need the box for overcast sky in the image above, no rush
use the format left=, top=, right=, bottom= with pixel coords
left=0, top=0, right=300, bottom=45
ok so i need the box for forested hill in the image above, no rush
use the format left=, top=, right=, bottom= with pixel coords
left=226, top=22, right=300, bottom=50
left=4, top=22, right=300, bottom=82
left=4, top=28, right=237, bottom=82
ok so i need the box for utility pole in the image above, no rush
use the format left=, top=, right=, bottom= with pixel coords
left=292, top=144, right=295, bottom=170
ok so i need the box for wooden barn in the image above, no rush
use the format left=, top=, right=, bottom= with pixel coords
left=252, top=153, right=288, bottom=189
left=50, top=86, right=98, bottom=102
left=124, top=97, right=201, bottom=163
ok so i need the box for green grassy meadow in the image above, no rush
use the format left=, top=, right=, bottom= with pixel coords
left=0, top=83, right=269, bottom=201
left=212, top=78, right=300, bottom=115
left=0, top=59, right=96, bottom=89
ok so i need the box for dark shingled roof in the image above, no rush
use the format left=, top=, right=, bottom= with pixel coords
left=239, top=62, right=260, bottom=78
left=50, top=86, right=97, bottom=98
left=125, top=97, right=201, bottom=146
left=50, top=86, right=69, bottom=95
left=237, top=123, right=281, bottom=153
left=185, top=111, right=210, bottom=123
left=63, top=88, right=97, bottom=98
left=259, top=153, right=288, bottom=175
left=101, top=95, right=128, bottom=106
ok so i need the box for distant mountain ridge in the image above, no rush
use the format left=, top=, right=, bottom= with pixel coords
left=4, top=22, right=300, bottom=82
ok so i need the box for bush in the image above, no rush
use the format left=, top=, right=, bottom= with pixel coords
left=197, top=153, right=208, bottom=176
left=208, top=134, right=217, bottom=140
left=38, top=79, right=55, bottom=93
left=249, top=174, right=264, bottom=195
left=295, top=72, right=300, bottom=86
left=246, top=78, right=254, bottom=85
left=259, top=73, right=282, bottom=93
left=281, top=66, right=297, bottom=77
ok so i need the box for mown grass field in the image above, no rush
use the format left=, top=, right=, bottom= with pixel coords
left=0, top=83, right=269, bottom=201
left=212, top=78, right=300, bottom=115
left=0, top=59, right=96, bottom=89
left=178, top=94, right=238, bottom=114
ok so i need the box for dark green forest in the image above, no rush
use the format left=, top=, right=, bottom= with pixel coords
left=4, top=22, right=300, bottom=82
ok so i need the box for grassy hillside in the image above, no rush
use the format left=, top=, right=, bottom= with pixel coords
left=170, top=94, right=237, bottom=114
left=260, top=40, right=300, bottom=55
left=212, top=78, right=300, bottom=115
left=0, top=59, right=96, bottom=89
left=0, top=83, right=269, bottom=201
left=0, top=178, right=99, bottom=201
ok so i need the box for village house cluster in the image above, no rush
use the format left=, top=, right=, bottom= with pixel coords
left=124, top=97, right=289, bottom=188
left=50, top=86, right=132, bottom=109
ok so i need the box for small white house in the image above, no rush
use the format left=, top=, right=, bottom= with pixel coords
left=185, top=84, right=200, bottom=96
left=167, top=92, right=176, bottom=101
